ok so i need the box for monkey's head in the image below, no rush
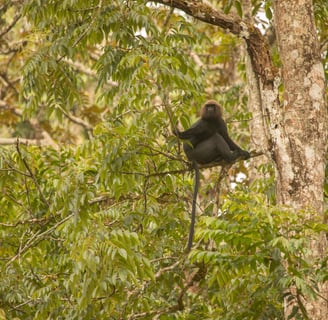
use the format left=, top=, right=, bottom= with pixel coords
left=200, top=100, right=222, bottom=121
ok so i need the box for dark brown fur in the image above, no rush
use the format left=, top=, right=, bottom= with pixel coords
left=175, top=100, right=250, bottom=251
left=200, top=100, right=222, bottom=121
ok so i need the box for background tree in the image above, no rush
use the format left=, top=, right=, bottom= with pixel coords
left=0, top=0, right=327, bottom=319
left=272, top=0, right=328, bottom=317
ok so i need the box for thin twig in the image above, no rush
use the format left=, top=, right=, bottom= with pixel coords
left=163, top=7, right=175, bottom=29
left=0, top=12, right=22, bottom=38
left=15, top=140, right=50, bottom=208
left=56, top=105, right=93, bottom=133
left=72, top=0, right=103, bottom=48
left=138, top=143, right=187, bottom=163
left=0, top=217, right=48, bottom=227
left=6, top=214, right=74, bottom=267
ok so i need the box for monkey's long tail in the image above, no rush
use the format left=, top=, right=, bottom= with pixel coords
left=187, top=161, right=200, bottom=252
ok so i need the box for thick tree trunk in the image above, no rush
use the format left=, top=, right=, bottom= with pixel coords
left=272, top=0, right=327, bottom=211
left=272, top=0, right=328, bottom=318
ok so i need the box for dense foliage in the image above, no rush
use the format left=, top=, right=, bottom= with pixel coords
left=0, top=1, right=327, bottom=319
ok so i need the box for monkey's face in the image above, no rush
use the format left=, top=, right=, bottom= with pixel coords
left=206, top=104, right=216, bottom=114
left=201, top=100, right=222, bottom=121
left=204, top=104, right=219, bottom=119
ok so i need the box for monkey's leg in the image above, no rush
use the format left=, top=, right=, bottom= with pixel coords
left=211, top=134, right=240, bottom=163
left=186, top=134, right=237, bottom=164
left=183, top=136, right=219, bottom=164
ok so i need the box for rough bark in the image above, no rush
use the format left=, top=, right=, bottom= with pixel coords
left=272, top=0, right=328, bottom=318
left=272, top=0, right=327, bottom=211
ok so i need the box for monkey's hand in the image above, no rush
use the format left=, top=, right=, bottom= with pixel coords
left=239, top=149, right=250, bottom=160
left=172, top=127, right=180, bottom=137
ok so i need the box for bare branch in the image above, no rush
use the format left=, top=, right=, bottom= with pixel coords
left=63, top=58, right=96, bottom=77
left=151, top=0, right=241, bottom=33
left=151, top=0, right=276, bottom=86
left=56, top=105, right=94, bottom=133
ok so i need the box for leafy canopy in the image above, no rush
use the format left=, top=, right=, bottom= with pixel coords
left=0, top=1, right=327, bottom=320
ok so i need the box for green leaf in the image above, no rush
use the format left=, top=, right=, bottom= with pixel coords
left=235, top=1, right=243, bottom=18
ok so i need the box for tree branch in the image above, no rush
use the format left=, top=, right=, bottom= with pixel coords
left=198, top=150, right=263, bottom=169
left=6, top=214, right=74, bottom=267
left=15, top=140, right=50, bottom=208
left=152, top=0, right=241, bottom=33
left=56, top=105, right=94, bottom=134
left=0, top=101, right=59, bottom=149
left=0, top=137, right=57, bottom=148
left=0, top=12, right=22, bottom=38
left=151, top=0, right=276, bottom=86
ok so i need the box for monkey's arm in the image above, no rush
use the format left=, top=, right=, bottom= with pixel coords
left=174, top=120, right=209, bottom=140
